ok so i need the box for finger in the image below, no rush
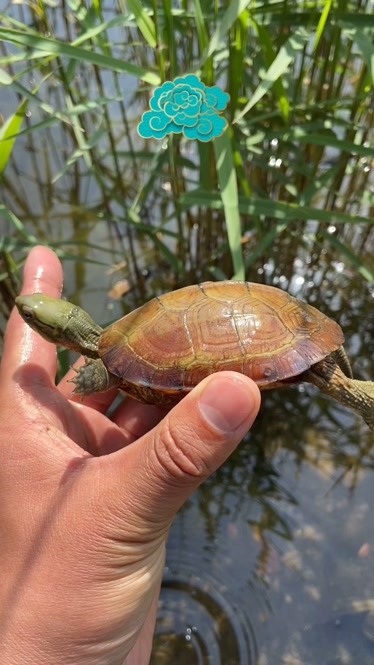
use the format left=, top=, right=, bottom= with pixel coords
left=102, top=372, right=261, bottom=533
left=58, top=360, right=169, bottom=434
left=0, top=246, right=63, bottom=386
left=111, top=399, right=170, bottom=445
left=62, top=398, right=166, bottom=455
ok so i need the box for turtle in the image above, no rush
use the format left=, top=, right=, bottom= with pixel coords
left=15, top=281, right=374, bottom=429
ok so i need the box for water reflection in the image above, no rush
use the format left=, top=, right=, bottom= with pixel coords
left=150, top=362, right=373, bottom=664
left=152, top=405, right=373, bottom=663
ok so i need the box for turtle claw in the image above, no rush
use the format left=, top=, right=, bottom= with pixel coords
left=67, top=369, right=86, bottom=396
left=68, top=358, right=114, bottom=396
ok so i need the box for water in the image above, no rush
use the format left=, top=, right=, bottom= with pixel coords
left=150, top=337, right=374, bottom=664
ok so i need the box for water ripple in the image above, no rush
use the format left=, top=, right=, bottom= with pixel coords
left=151, top=560, right=258, bottom=665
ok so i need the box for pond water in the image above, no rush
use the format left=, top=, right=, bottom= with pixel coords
left=2, top=3, right=374, bottom=663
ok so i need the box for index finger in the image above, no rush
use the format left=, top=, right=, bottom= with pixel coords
left=58, top=362, right=168, bottom=438
left=0, top=245, right=63, bottom=386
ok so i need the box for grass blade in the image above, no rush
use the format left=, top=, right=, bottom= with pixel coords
left=0, top=27, right=160, bottom=84
left=126, top=0, right=157, bottom=48
left=204, top=0, right=252, bottom=61
left=313, top=0, right=333, bottom=51
left=214, top=130, right=244, bottom=280
left=0, top=99, right=28, bottom=176
left=320, top=231, right=374, bottom=282
left=234, top=28, right=310, bottom=123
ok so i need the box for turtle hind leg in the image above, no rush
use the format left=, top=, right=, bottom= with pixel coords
left=71, top=358, right=121, bottom=396
left=304, top=357, right=374, bottom=430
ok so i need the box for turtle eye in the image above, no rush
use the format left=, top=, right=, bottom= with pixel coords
left=22, top=308, right=35, bottom=321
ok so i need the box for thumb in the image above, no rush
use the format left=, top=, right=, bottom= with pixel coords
left=105, top=372, right=261, bottom=534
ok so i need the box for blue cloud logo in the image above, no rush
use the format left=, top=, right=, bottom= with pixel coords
left=138, top=75, right=230, bottom=142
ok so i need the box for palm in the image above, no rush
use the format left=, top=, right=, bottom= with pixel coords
left=1, top=269, right=167, bottom=663
left=1, top=358, right=166, bottom=664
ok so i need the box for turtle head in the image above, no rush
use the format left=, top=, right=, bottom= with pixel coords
left=15, top=294, right=102, bottom=358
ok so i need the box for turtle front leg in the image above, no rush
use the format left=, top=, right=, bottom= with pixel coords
left=304, top=356, right=374, bottom=430
left=71, top=358, right=121, bottom=396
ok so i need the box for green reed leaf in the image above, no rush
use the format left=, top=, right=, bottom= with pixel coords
left=214, top=130, right=245, bottom=280
left=204, top=0, right=251, bottom=61
left=126, top=0, right=157, bottom=48
left=313, top=0, right=333, bottom=51
left=234, top=28, right=310, bottom=123
left=0, top=99, right=28, bottom=176
left=250, top=18, right=290, bottom=121
left=320, top=231, right=374, bottom=282
left=0, top=27, right=160, bottom=84
left=180, top=192, right=371, bottom=227
left=0, top=67, right=12, bottom=84
left=350, top=29, right=374, bottom=83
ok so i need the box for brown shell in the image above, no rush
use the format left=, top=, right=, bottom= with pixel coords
left=98, top=282, right=344, bottom=401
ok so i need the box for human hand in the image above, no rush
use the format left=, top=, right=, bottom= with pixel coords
left=0, top=246, right=261, bottom=665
